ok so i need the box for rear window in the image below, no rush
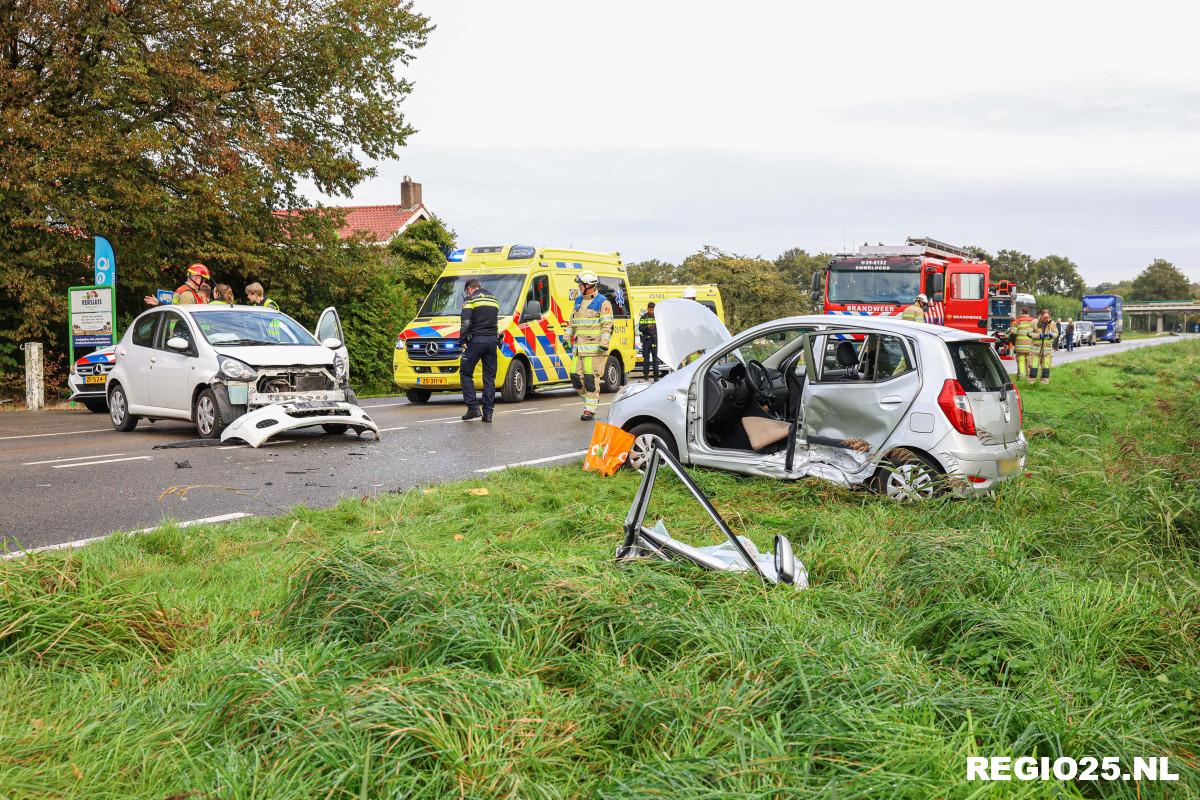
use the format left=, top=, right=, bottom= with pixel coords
left=948, top=342, right=1009, bottom=392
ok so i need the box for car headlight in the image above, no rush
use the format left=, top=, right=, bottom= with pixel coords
left=613, top=381, right=653, bottom=404
left=218, top=356, right=257, bottom=381
left=333, top=355, right=347, bottom=379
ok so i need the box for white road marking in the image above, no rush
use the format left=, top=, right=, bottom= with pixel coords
left=3, top=512, right=253, bottom=560
left=51, top=456, right=152, bottom=469
left=0, top=428, right=111, bottom=441
left=377, top=426, right=409, bottom=432
left=521, top=409, right=555, bottom=414
left=475, top=450, right=587, bottom=473
left=23, top=452, right=125, bottom=466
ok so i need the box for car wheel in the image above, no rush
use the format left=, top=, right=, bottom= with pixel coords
left=500, top=359, right=529, bottom=403
left=322, top=424, right=349, bottom=435
left=108, top=384, right=139, bottom=432
left=82, top=397, right=108, bottom=414
left=405, top=389, right=432, bottom=404
left=601, top=354, right=623, bottom=393
left=873, top=448, right=944, bottom=502
left=626, top=421, right=678, bottom=471
left=193, top=387, right=227, bottom=439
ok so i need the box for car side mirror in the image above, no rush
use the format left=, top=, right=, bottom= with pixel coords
left=322, top=337, right=343, bottom=349
left=773, top=535, right=796, bottom=585
left=521, top=299, right=543, bottom=322
left=166, top=336, right=189, bottom=351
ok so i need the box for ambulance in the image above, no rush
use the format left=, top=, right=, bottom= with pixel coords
left=630, top=284, right=725, bottom=371
left=394, top=245, right=636, bottom=403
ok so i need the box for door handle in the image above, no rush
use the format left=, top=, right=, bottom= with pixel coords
left=879, top=395, right=903, bottom=407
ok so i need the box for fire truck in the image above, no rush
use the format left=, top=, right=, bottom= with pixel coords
left=810, top=237, right=991, bottom=336
left=986, top=280, right=1036, bottom=359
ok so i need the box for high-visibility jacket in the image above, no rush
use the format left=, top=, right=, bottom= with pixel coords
left=263, top=298, right=280, bottom=310
left=1030, top=318, right=1058, bottom=356
left=568, top=292, right=614, bottom=356
left=1011, top=314, right=1035, bottom=353
left=460, top=289, right=499, bottom=343
left=173, top=283, right=205, bottom=304
left=900, top=303, right=925, bottom=322
left=638, top=311, right=657, bottom=343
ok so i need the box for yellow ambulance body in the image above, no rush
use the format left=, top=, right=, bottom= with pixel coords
left=394, top=245, right=635, bottom=403
left=630, top=284, right=725, bottom=368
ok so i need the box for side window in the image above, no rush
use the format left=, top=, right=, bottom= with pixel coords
left=812, top=334, right=913, bottom=382
left=155, top=312, right=194, bottom=351
left=131, top=314, right=158, bottom=348
left=596, top=277, right=631, bottom=318
left=951, top=273, right=985, bottom=300
left=873, top=335, right=913, bottom=380
left=526, top=275, right=550, bottom=316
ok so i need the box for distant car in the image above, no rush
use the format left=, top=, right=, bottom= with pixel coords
left=68, top=346, right=117, bottom=413
left=1074, top=320, right=1096, bottom=345
left=608, top=301, right=1027, bottom=501
left=106, top=305, right=377, bottom=444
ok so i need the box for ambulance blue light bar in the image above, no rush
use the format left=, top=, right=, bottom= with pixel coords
left=447, top=248, right=465, bottom=262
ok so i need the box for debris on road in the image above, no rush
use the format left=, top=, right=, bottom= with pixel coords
left=468, top=487, right=490, bottom=496
left=174, top=461, right=191, bottom=469
left=219, top=401, right=380, bottom=448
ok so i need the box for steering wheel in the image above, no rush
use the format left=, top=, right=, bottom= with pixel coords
left=745, top=359, right=775, bottom=403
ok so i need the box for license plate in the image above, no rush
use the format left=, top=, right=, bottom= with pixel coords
left=999, top=457, right=1019, bottom=476
left=416, top=377, right=448, bottom=386
left=84, top=375, right=106, bottom=384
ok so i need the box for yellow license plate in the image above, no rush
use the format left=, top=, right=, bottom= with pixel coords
left=416, top=377, right=448, bottom=386
left=999, top=457, right=1019, bottom=476
left=85, top=375, right=107, bottom=384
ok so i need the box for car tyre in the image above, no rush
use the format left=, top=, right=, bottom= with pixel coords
left=405, top=389, right=432, bottom=404
left=626, top=421, right=678, bottom=471
left=82, top=397, right=108, bottom=414
left=108, top=383, right=139, bottom=432
left=601, top=354, right=623, bottom=393
left=193, top=387, right=228, bottom=439
left=322, top=424, right=349, bottom=435
left=500, top=359, right=529, bottom=403
left=873, top=448, right=945, bottom=502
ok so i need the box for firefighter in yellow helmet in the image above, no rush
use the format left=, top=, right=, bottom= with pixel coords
left=567, top=271, right=614, bottom=421
left=900, top=293, right=929, bottom=322
left=1029, top=308, right=1059, bottom=385
left=1009, top=307, right=1036, bottom=383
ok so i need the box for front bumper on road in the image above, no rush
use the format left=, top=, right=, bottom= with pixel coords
left=220, top=401, right=379, bottom=448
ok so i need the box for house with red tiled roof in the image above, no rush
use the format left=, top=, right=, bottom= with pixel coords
left=279, top=176, right=432, bottom=244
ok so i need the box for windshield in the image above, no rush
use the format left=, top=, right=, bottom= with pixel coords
left=828, top=270, right=921, bottom=304
left=948, top=342, right=1009, bottom=392
left=1082, top=311, right=1112, bottom=321
left=419, top=274, right=526, bottom=317
left=192, top=310, right=317, bottom=346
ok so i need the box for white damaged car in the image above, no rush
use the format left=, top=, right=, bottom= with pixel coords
left=106, top=305, right=378, bottom=446
left=608, top=300, right=1026, bottom=500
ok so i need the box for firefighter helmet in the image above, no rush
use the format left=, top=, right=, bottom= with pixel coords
left=916, top=293, right=929, bottom=304
left=188, top=263, right=211, bottom=279
left=575, top=271, right=599, bottom=286
left=682, top=286, right=698, bottom=299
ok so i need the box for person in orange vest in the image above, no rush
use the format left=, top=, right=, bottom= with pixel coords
left=143, top=263, right=211, bottom=306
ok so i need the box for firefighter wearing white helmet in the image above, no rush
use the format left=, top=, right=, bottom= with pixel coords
left=566, top=270, right=614, bottom=421
left=682, top=286, right=697, bottom=299
left=901, top=293, right=930, bottom=322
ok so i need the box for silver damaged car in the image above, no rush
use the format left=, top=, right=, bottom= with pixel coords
left=607, top=300, right=1026, bottom=500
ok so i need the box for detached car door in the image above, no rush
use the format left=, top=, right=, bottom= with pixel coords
left=314, top=307, right=350, bottom=381
left=801, top=331, right=921, bottom=465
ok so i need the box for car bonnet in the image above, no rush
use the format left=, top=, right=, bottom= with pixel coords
left=213, top=344, right=334, bottom=367
left=653, top=298, right=732, bottom=369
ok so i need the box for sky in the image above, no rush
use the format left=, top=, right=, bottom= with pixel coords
left=307, top=0, right=1200, bottom=285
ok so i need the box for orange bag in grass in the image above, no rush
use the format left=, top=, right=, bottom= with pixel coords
left=583, top=421, right=636, bottom=477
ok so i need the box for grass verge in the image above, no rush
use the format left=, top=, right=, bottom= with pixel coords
left=1, top=342, right=1198, bottom=798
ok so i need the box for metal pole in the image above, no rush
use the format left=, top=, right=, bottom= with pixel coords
left=23, top=342, right=44, bottom=410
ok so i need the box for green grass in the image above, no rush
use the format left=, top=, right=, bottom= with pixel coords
left=2, top=343, right=1198, bottom=799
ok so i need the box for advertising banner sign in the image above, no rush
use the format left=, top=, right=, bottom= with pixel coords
left=69, top=286, right=116, bottom=354
left=94, top=236, right=115, bottom=286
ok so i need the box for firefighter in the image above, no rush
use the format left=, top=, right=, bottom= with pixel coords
left=244, top=282, right=280, bottom=310
left=458, top=278, right=500, bottom=422
left=143, top=262, right=210, bottom=306
left=567, top=271, right=613, bottom=421
left=638, top=302, right=659, bottom=381
left=1030, top=308, right=1058, bottom=385
left=1009, top=307, right=1035, bottom=381
left=901, top=293, right=930, bottom=322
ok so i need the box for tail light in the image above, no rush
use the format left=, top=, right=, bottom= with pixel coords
left=937, top=379, right=976, bottom=435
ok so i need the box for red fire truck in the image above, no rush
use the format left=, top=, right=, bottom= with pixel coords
left=810, top=237, right=991, bottom=336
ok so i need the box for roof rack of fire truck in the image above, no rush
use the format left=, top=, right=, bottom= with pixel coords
left=855, top=236, right=972, bottom=260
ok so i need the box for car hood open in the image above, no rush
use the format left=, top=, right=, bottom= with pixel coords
left=654, top=298, right=732, bottom=369
left=212, top=345, right=334, bottom=368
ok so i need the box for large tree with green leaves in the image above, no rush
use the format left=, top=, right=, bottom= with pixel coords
left=625, top=259, right=678, bottom=285
left=774, top=248, right=831, bottom=312
left=1130, top=259, right=1192, bottom=301
left=0, top=0, right=431, bottom=394
left=387, top=216, right=457, bottom=298
left=678, top=246, right=805, bottom=331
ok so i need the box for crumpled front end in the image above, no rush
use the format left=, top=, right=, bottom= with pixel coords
left=220, top=401, right=379, bottom=447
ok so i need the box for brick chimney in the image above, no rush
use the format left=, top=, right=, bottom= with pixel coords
left=400, top=175, right=422, bottom=210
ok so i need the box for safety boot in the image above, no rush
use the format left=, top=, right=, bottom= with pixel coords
left=581, top=410, right=596, bottom=421
left=461, top=407, right=481, bottom=421
left=482, top=410, right=493, bottom=423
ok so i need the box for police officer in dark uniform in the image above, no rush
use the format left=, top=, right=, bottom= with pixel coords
left=638, top=302, right=659, bottom=381
left=459, top=278, right=500, bottom=422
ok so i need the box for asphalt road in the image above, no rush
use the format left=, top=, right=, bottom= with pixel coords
left=1, top=335, right=1187, bottom=554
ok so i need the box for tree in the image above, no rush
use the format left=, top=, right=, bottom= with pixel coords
left=388, top=216, right=457, bottom=297
left=626, top=259, right=678, bottom=285
left=0, top=0, right=432, bottom=396
left=774, top=248, right=831, bottom=312
left=678, top=246, right=805, bottom=331
left=1130, top=259, right=1193, bottom=301
left=1031, top=254, right=1086, bottom=297
left=989, top=250, right=1038, bottom=290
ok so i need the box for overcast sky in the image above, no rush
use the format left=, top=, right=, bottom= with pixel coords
left=310, top=1, right=1200, bottom=285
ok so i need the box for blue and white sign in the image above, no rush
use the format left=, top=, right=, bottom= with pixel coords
left=94, top=236, right=115, bottom=287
